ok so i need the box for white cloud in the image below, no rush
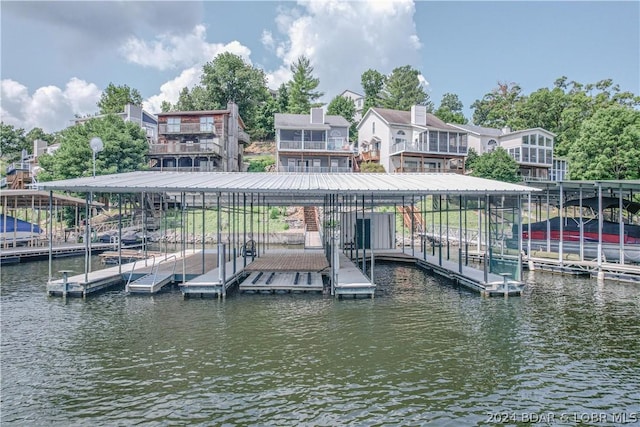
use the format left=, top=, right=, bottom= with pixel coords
left=143, top=67, right=202, bottom=113
left=1, top=78, right=101, bottom=133
left=120, top=24, right=252, bottom=71
left=264, top=0, right=423, bottom=101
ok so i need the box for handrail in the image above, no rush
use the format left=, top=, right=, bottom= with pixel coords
left=125, top=254, right=156, bottom=292
left=152, top=254, right=177, bottom=285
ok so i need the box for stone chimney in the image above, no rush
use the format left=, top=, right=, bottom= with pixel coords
left=411, top=105, right=427, bottom=126
left=501, top=126, right=511, bottom=134
left=310, top=107, right=324, bottom=124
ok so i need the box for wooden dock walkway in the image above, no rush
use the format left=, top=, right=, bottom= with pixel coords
left=526, top=256, right=640, bottom=283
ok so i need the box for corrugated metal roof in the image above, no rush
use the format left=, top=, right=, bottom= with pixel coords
left=35, top=172, right=536, bottom=207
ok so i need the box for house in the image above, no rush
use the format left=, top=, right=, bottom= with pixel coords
left=448, top=124, right=562, bottom=181
left=356, top=105, right=469, bottom=173
left=151, top=102, right=250, bottom=172
left=339, top=90, right=364, bottom=121
left=274, top=108, right=356, bottom=173
left=75, top=104, right=158, bottom=143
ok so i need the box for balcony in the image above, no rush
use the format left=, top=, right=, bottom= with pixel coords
left=279, top=166, right=353, bottom=173
left=159, top=123, right=217, bottom=135
left=390, top=141, right=468, bottom=156
left=149, top=142, right=222, bottom=156
left=359, top=150, right=380, bottom=162
left=279, top=138, right=355, bottom=152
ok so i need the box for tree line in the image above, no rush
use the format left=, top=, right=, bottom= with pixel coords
left=1, top=51, right=638, bottom=182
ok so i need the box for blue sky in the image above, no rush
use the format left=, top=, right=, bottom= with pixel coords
left=1, top=1, right=638, bottom=133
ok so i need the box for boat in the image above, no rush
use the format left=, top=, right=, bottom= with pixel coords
left=520, top=197, right=640, bottom=263
left=0, top=214, right=43, bottom=247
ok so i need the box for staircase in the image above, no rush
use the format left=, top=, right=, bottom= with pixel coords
left=398, top=206, right=424, bottom=233
left=304, top=206, right=319, bottom=232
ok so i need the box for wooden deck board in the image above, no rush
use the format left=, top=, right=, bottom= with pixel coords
left=244, top=249, right=329, bottom=272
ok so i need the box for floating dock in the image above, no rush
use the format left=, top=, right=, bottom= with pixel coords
left=1, top=242, right=117, bottom=264
left=356, top=249, right=524, bottom=297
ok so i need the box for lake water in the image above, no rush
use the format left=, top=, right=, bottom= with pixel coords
left=1, top=256, right=639, bottom=426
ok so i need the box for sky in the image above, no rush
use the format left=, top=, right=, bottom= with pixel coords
left=1, top=1, right=638, bottom=133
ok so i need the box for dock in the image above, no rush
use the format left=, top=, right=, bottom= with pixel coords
left=1, top=242, right=117, bottom=264
left=47, top=250, right=215, bottom=297
left=355, top=249, right=524, bottom=297
left=525, top=256, right=640, bottom=283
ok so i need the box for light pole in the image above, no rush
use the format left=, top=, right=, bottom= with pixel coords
left=90, top=137, right=103, bottom=178
left=85, top=137, right=103, bottom=280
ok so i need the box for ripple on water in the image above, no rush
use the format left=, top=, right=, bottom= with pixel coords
left=2, top=260, right=640, bottom=425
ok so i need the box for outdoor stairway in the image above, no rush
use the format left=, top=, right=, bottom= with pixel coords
left=304, top=206, right=319, bottom=231
left=398, top=206, right=424, bottom=233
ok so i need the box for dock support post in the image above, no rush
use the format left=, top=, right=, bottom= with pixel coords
left=219, top=243, right=226, bottom=298
left=48, top=191, right=53, bottom=284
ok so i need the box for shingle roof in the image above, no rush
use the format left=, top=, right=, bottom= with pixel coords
left=274, top=113, right=350, bottom=129
left=449, top=123, right=504, bottom=137
left=370, top=108, right=459, bottom=130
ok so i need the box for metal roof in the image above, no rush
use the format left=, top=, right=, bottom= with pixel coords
left=34, top=172, right=536, bottom=206
left=0, top=190, right=103, bottom=208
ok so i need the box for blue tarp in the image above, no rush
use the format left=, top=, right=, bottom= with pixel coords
left=0, top=214, right=42, bottom=233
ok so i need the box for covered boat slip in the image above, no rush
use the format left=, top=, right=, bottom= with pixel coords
left=524, top=180, right=640, bottom=279
left=36, top=171, right=535, bottom=297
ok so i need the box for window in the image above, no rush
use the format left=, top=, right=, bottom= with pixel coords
left=429, top=131, right=438, bottom=152
left=522, top=135, right=529, bottom=145
left=438, top=132, right=447, bottom=152
left=200, top=116, right=214, bottom=132
left=459, top=134, right=468, bottom=154
left=372, top=122, right=375, bottom=134
left=530, top=147, right=537, bottom=162
left=167, top=117, right=180, bottom=132
left=449, top=133, right=457, bottom=153
left=522, top=147, right=529, bottom=162
left=487, top=139, right=497, bottom=152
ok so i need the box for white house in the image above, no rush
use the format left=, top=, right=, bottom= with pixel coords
left=448, top=124, right=562, bottom=181
left=357, top=105, right=469, bottom=173
left=339, top=90, right=365, bottom=122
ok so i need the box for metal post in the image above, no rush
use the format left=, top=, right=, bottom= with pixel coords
left=48, top=191, right=53, bottom=283
left=84, top=193, right=90, bottom=283
left=558, top=183, right=564, bottom=265
left=579, top=186, right=584, bottom=261
left=118, top=194, right=122, bottom=274
left=619, top=187, right=624, bottom=265
left=597, top=184, right=603, bottom=268
left=459, top=195, right=463, bottom=273
left=202, top=192, right=206, bottom=274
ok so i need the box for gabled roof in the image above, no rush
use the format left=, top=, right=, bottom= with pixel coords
left=359, top=108, right=460, bottom=131
left=339, top=89, right=364, bottom=99
left=449, top=123, right=556, bottom=138
left=448, top=123, right=503, bottom=137
left=274, top=113, right=350, bottom=129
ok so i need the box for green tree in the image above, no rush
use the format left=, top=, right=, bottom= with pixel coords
left=471, top=82, right=524, bottom=129
left=252, top=96, right=278, bottom=141
left=327, top=95, right=357, bottom=141
left=568, top=105, right=640, bottom=180
left=361, top=69, right=386, bottom=113
left=247, top=155, right=275, bottom=172
left=382, top=65, right=432, bottom=111
left=97, top=83, right=143, bottom=114
left=434, top=93, right=466, bottom=124
left=469, top=147, right=519, bottom=182
left=0, top=123, right=29, bottom=161
left=276, top=83, right=289, bottom=112
left=199, top=52, right=269, bottom=139
left=37, top=115, right=148, bottom=181
left=360, top=162, right=386, bottom=173
left=25, top=127, right=55, bottom=145
left=465, top=148, right=479, bottom=171
left=287, top=56, right=323, bottom=114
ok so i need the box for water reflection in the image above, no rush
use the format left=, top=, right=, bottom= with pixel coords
left=1, top=258, right=639, bottom=425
